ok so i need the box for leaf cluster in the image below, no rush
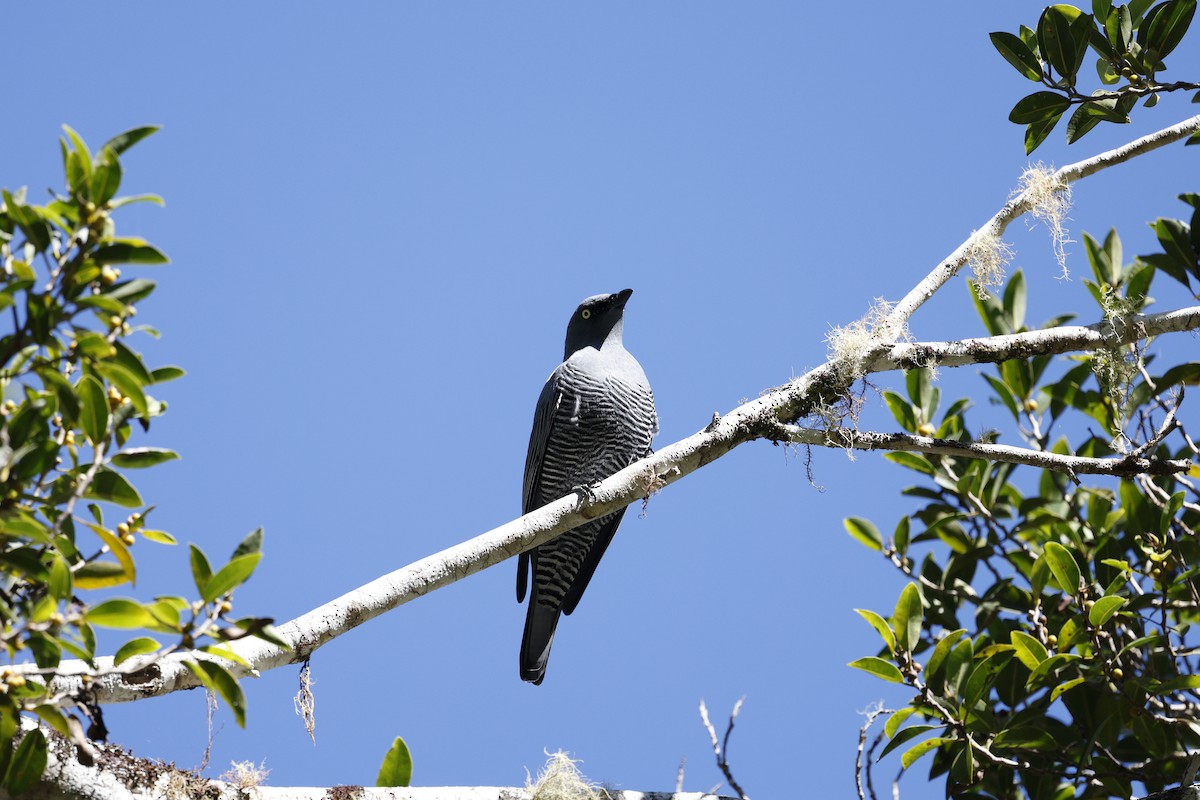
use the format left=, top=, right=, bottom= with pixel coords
left=992, top=1, right=1200, bottom=153
left=850, top=243, right=1200, bottom=798
left=0, top=127, right=277, bottom=790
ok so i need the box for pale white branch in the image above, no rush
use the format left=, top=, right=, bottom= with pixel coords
left=779, top=425, right=1190, bottom=479
left=883, top=113, right=1200, bottom=329
left=877, top=305, right=1200, bottom=371
left=25, top=721, right=726, bottom=800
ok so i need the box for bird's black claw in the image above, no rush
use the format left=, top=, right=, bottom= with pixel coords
left=572, top=482, right=601, bottom=503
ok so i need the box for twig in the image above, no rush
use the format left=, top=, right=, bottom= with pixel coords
left=699, top=697, right=749, bottom=800
left=857, top=704, right=890, bottom=800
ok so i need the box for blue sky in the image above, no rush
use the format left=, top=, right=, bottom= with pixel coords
left=4, top=4, right=1200, bottom=798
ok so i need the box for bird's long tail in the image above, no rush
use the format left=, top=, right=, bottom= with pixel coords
left=520, top=594, right=560, bottom=685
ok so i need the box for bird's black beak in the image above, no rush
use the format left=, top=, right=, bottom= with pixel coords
left=612, top=288, right=633, bottom=309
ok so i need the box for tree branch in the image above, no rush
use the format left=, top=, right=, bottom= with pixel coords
left=777, top=424, right=1191, bottom=479
left=25, top=722, right=729, bottom=800
left=884, top=113, right=1200, bottom=329
left=878, top=305, right=1200, bottom=371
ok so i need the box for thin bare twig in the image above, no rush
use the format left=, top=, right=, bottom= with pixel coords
left=699, top=697, right=749, bottom=800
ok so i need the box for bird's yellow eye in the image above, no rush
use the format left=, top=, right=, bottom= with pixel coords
left=581, top=309, right=591, bottom=320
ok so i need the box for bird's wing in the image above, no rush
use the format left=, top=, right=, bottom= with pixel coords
left=517, top=371, right=560, bottom=603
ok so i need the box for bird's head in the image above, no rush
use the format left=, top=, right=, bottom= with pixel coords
left=562, top=288, right=633, bottom=359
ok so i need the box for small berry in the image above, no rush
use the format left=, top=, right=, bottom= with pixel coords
left=1111, top=668, right=1124, bottom=680
left=1023, top=398, right=1038, bottom=413
left=100, top=266, right=120, bottom=286
left=117, top=522, right=130, bottom=536
left=917, top=422, right=935, bottom=437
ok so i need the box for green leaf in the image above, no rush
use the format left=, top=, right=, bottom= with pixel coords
left=893, top=583, right=923, bottom=653
left=1066, top=104, right=1103, bottom=144
left=6, top=728, right=48, bottom=795
left=990, top=31, right=1044, bottom=81
left=37, top=367, right=80, bottom=427
left=109, top=193, right=165, bottom=209
left=91, top=239, right=169, bottom=266
left=102, top=125, right=161, bottom=155
left=83, top=468, right=143, bottom=508
left=76, top=375, right=110, bottom=447
left=73, top=331, right=116, bottom=359
left=75, top=560, right=130, bottom=589
left=1139, top=0, right=1196, bottom=58
left=854, top=608, right=896, bottom=653
left=110, top=447, right=180, bottom=468
left=1025, top=114, right=1063, bottom=155
left=848, top=656, right=904, bottom=683
left=1038, top=5, right=1090, bottom=82
left=884, top=707, right=917, bottom=739
left=102, top=278, right=157, bottom=305
left=33, top=705, right=71, bottom=739
left=202, top=553, right=262, bottom=602
left=199, top=644, right=252, bottom=668
left=92, top=147, right=122, bottom=205
left=1003, top=269, right=1027, bottom=330
left=901, top=737, right=951, bottom=770
left=883, top=452, right=935, bottom=475
left=377, top=736, right=414, bottom=788
left=963, top=650, right=1015, bottom=707
left=86, top=598, right=154, bottom=628
left=924, top=629, right=967, bottom=680
left=114, top=636, right=160, bottom=665
left=1106, top=3, right=1133, bottom=51
left=86, top=523, right=137, bottom=587
left=1089, top=595, right=1127, bottom=625
left=48, top=556, right=73, bottom=601
left=140, top=529, right=177, bottom=545
left=883, top=391, right=917, bottom=431
left=190, top=544, right=213, bottom=595
left=992, top=727, right=1059, bottom=749
left=62, top=125, right=94, bottom=189
left=185, top=660, right=247, bottom=727
left=1096, top=55, right=1121, bottom=84
left=879, top=724, right=938, bottom=759
left=150, top=366, right=186, bottom=383
left=844, top=517, right=883, bottom=551
left=1011, top=630, right=1050, bottom=670
left=1043, top=541, right=1082, bottom=595
left=1151, top=674, right=1200, bottom=694
left=1009, top=91, right=1072, bottom=124
left=231, top=527, right=264, bottom=559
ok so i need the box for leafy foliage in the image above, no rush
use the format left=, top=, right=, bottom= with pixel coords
left=0, top=127, right=278, bottom=790
left=851, top=230, right=1200, bottom=797
left=991, top=1, right=1200, bottom=152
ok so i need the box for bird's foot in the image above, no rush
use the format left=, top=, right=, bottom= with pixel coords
left=572, top=481, right=601, bottom=504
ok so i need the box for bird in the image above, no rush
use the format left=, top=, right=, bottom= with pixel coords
left=517, top=288, right=657, bottom=685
